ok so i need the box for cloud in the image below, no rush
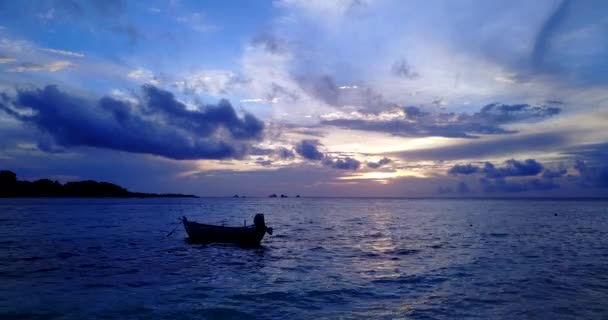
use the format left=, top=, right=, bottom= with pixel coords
left=299, top=75, right=394, bottom=112
left=294, top=139, right=362, bottom=170
left=0, top=85, right=264, bottom=160
left=295, top=139, right=324, bottom=160
left=480, top=177, right=559, bottom=193
left=449, top=159, right=543, bottom=178
left=251, top=33, right=286, bottom=54
left=482, top=159, right=543, bottom=178
left=0, top=57, right=15, bottom=64
left=448, top=155, right=608, bottom=192
left=255, top=158, right=273, bottom=166
left=322, top=103, right=561, bottom=139
left=173, top=70, right=246, bottom=96
left=448, top=164, right=479, bottom=175
left=7, top=61, right=74, bottom=72
left=447, top=158, right=565, bottom=193
left=562, top=143, right=608, bottom=188
left=575, top=160, right=608, bottom=189
left=542, top=168, right=567, bottom=179
left=324, top=156, right=361, bottom=170
left=366, top=157, right=391, bottom=169
left=532, top=0, right=571, bottom=69
left=41, top=48, right=84, bottom=58
left=391, top=59, right=419, bottom=79
left=392, top=132, right=567, bottom=161
left=470, top=103, right=561, bottom=125
left=276, top=147, right=295, bottom=159
left=563, top=142, right=608, bottom=164
left=127, top=68, right=160, bottom=85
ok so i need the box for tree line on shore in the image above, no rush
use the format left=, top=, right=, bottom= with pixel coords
left=0, top=170, right=196, bottom=198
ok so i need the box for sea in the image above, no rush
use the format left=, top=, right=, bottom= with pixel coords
left=1, top=198, right=607, bottom=319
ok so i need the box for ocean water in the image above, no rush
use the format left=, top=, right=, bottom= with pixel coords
left=1, top=198, right=607, bottom=319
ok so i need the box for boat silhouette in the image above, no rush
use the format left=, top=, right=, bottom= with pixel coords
left=182, top=214, right=273, bottom=246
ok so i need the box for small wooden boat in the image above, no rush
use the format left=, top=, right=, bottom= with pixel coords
left=182, top=213, right=273, bottom=246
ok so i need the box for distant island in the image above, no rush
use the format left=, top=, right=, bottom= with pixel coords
left=268, top=194, right=301, bottom=198
left=0, top=170, right=197, bottom=198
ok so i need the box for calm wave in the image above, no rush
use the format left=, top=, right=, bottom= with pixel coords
left=1, top=198, right=607, bottom=319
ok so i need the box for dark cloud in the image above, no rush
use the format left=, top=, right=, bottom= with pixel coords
left=448, top=159, right=565, bottom=193
left=562, top=143, right=608, bottom=188
left=293, top=139, right=362, bottom=171
left=392, top=132, right=567, bottom=161
left=575, top=160, right=608, bottom=188
left=276, top=147, right=295, bottom=159
left=480, top=177, right=559, bottom=193
left=251, top=146, right=295, bottom=160
left=448, top=152, right=608, bottom=192
left=448, top=159, right=543, bottom=179
left=310, top=75, right=340, bottom=106
left=482, top=159, right=543, bottom=178
left=299, top=75, right=394, bottom=112
left=0, top=85, right=264, bottom=160
left=324, top=157, right=361, bottom=170
left=448, top=164, right=479, bottom=175
left=295, top=139, right=324, bottom=160
left=403, top=106, right=427, bottom=118
left=322, top=118, right=512, bottom=139
left=532, top=0, right=571, bottom=69
left=322, top=103, right=561, bottom=139
left=391, top=59, right=419, bottom=79
left=543, top=168, right=567, bottom=179
left=255, top=158, right=273, bottom=166
left=449, top=159, right=543, bottom=178
left=563, top=142, right=608, bottom=164
left=470, top=103, right=561, bottom=125
left=366, top=157, right=391, bottom=169
left=141, top=85, right=264, bottom=140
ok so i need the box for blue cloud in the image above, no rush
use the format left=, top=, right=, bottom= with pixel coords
left=276, top=147, right=295, bottom=159
left=367, top=157, right=391, bottom=169
left=480, top=178, right=559, bottom=193
left=482, top=159, right=543, bottom=178
left=532, top=0, right=571, bottom=70
left=448, top=164, right=479, bottom=175
left=294, top=139, right=362, bottom=170
left=542, top=168, right=567, bottom=179
left=322, top=103, right=561, bottom=139
left=448, top=159, right=543, bottom=178
left=295, top=139, right=324, bottom=160
left=575, top=160, right=608, bottom=189
left=324, top=157, right=361, bottom=171
left=0, top=85, right=264, bottom=160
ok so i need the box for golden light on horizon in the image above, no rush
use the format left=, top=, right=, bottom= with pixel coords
left=338, top=169, right=427, bottom=181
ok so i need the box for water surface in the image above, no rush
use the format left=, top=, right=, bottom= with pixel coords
left=1, top=198, right=607, bottom=319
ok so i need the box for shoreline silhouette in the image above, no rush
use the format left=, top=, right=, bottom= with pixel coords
left=0, top=170, right=197, bottom=198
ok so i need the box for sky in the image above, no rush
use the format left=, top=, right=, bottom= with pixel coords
left=0, top=0, right=607, bottom=197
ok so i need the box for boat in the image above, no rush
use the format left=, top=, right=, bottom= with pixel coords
left=182, top=214, right=273, bottom=246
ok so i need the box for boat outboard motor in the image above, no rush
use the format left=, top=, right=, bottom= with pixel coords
left=254, top=213, right=273, bottom=235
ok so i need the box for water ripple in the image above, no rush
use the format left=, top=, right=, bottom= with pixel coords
left=1, top=198, right=607, bottom=319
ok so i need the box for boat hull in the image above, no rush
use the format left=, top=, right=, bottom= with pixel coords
left=182, top=219, right=267, bottom=246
